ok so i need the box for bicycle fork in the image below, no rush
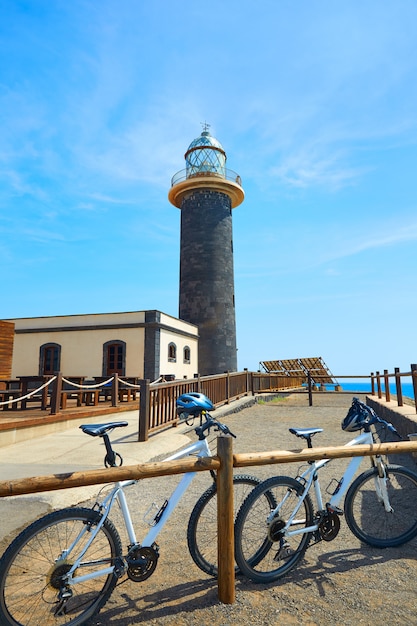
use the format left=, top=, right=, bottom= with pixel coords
left=373, top=456, right=394, bottom=513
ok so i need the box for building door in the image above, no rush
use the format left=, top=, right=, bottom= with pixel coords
left=40, top=343, right=61, bottom=375
left=105, top=342, right=125, bottom=376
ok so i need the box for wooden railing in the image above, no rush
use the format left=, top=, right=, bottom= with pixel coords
left=306, top=363, right=417, bottom=413
left=2, top=435, right=417, bottom=605
left=3, top=365, right=416, bottom=439
left=139, top=370, right=303, bottom=441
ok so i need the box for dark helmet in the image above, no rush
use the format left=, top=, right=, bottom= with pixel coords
left=176, top=392, right=214, bottom=417
left=342, top=399, right=372, bottom=432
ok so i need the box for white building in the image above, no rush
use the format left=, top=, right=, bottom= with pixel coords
left=6, top=310, right=199, bottom=381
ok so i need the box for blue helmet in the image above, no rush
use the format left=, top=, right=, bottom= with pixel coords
left=176, top=392, right=214, bottom=416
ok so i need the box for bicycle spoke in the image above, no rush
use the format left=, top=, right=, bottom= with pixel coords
left=0, top=508, right=122, bottom=626
left=345, top=465, right=417, bottom=547
left=235, top=476, right=314, bottom=583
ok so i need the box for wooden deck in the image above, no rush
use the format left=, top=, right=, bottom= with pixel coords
left=0, top=398, right=139, bottom=435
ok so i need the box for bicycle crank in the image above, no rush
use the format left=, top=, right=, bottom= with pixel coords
left=126, top=545, right=159, bottom=582
left=318, top=511, right=341, bottom=541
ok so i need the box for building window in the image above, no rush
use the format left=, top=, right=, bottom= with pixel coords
left=40, top=343, right=61, bottom=375
left=183, top=346, right=191, bottom=364
left=103, top=340, right=126, bottom=376
left=168, top=342, right=177, bottom=362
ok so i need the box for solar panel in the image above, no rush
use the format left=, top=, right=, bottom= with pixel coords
left=260, top=357, right=337, bottom=385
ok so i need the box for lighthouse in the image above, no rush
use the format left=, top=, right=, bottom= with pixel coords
left=168, top=125, right=244, bottom=376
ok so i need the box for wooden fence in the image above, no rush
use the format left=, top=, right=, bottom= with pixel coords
left=3, top=365, right=417, bottom=440
left=306, top=363, right=417, bottom=412
left=1, top=436, right=417, bottom=605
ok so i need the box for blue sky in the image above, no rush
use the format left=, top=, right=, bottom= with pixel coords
left=1, top=0, right=417, bottom=378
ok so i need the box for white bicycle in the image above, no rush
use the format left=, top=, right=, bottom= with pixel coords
left=234, top=397, right=417, bottom=583
left=0, top=393, right=260, bottom=626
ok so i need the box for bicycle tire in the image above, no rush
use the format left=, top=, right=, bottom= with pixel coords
left=187, top=474, right=263, bottom=577
left=344, top=464, right=417, bottom=547
left=234, top=475, right=314, bottom=583
left=0, top=507, right=122, bottom=626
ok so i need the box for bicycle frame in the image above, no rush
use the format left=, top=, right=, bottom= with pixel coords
left=276, top=429, right=389, bottom=539
left=65, top=436, right=213, bottom=586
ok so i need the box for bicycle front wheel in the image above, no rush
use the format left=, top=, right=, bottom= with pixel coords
left=344, top=464, right=417, bottom=547
left=0, top=507, right=122, bottom=626
left=234, top=475, right=314, bottom=584
left=187, top=474, right=262, bottom=577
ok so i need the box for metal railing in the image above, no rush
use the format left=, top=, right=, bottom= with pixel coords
left=170, top=167, right=242, bottom=187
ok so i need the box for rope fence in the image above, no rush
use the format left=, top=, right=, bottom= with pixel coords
left=0, top=377, right=57, bottom=407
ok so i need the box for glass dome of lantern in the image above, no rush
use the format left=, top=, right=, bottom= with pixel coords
left=185, top=124, right=226, bottom=178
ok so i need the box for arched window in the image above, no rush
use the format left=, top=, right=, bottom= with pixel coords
left=103, top=340, right=126, bottom=376
left=183, top=346, right=191, bottom=364
left=39, top=343, right=61, bottom=375
left=168, top=342, right=177, bottom=362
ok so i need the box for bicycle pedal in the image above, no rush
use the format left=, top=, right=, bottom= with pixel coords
left=113, top=557, right=127, bottom=579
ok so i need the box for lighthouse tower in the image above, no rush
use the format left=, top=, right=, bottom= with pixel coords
left=168, top=125, right=244, bottom=376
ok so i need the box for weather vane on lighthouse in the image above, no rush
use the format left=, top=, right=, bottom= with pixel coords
left=201, top=121, right=211, bottom=133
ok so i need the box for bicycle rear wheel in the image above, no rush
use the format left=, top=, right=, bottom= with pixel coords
left=0, top=507, right=122, bottom=626
left=344, top=464, right=417, bottom=547
left=234, top=475, right=314, bottom=583
left=187, top=474, right=263, bottom=577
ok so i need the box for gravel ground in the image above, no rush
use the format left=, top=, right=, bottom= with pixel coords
left=85, top=393, right=417, bottom=626
left=3, top=393, right=417, bottom=625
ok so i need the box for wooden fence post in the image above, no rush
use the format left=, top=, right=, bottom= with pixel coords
left=307, top=371, right=313, bottom=406
left=217, top=434, right=235, bottom=604
left=138, top=379, right=150, bottom=442
left=384, top=369, right=390, bottom=402
left=50, top=372, right=62, bottom=415
left=111, top=373, right=119, bottom=408
left=395, top=367, right=403, bottom=406
left=376, top=371, right=382, bottom=398
left=411, top=364, right=417, bottom=413
left=370, top=372, right=375, bottom=395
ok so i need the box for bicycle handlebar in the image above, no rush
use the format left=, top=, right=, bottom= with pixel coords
left=352, top=397, right=399, bottom=435
left=194, top=414, right=236, bottom=440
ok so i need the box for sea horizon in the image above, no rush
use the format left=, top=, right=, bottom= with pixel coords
left=329, top=380, right=415, bottom=400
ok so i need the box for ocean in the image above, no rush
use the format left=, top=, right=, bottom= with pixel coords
left=328, top=380, right=415, bottom=400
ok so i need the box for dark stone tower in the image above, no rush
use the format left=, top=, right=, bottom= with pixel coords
left=168, top=126, right=244, bottom=375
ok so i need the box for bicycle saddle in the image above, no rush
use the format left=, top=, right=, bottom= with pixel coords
left=289, top=427, right=323, bottom=439
left=80, top=421, right=129, bottom=437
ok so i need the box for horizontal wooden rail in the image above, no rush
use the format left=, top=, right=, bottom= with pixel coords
left=0, top=456, right=220, bottom=498
left=234, top=440, right=417, bottom=468
left=2, top=441, right=417, bottom=499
